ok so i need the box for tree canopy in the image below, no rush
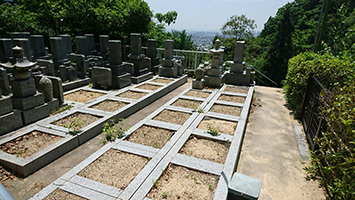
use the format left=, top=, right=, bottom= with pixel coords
left=221, top=14, right=257, bottom=39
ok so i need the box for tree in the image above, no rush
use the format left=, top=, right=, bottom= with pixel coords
left=221, top=14, right=257, bottom=39
left=155, top=11, right=178, bottom=26
left=171, top=30, right=195, bottom=50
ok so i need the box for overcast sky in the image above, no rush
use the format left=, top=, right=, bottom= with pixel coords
left=144, top=0, right=291, bottom=32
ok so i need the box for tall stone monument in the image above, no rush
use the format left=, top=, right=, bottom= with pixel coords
left=147, top=39, right=160, bottom=75
left=127, top=33, right=153, bottom=83
left=224, top=41, right=255, bottom=85
left=204, top=39, right=225, bottom=88
left=92, top=40, right=133, bottom=89
left=158, top=40, right=183, bottom=78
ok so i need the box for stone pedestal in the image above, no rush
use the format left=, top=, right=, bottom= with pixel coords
left=127, top=33, right=153, bottom=83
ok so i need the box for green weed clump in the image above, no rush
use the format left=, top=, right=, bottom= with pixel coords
left=101, top=119, right=127, bottom=144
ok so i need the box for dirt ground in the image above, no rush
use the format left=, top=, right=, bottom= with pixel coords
left=184, top=90, right=211, bottom=98
left=125, top=125, right=173, bottom=148
left=146, top=164, right=219, bottom=200
left=224, top=86, right=249, bottom=94
left=153, top=110, right=191, bottom=125
left=117, top=90, right=148, bottom=99
left=218, top=94, right=246, bottom=103
left=90, top=100, right=128, bottom=112
left=210, top=104, right=241, bottom=116
left=43, top=189, right=87, bottom=200
left=64, top=90, right=104, bottom=103
left=136, top=83, right=163, bottom=91
left=198, top=117, right=237, bottom=135
left=52, top=112, right=101, bottom=129
left=171, top=98, right=202, bottom=109
left=1, top=131, right=62, bottom=158
left=150, top=78, right=173, bottom=84
left=179, top=136, right=230, bottom=164
left=77, top=149, right=148, bottom=190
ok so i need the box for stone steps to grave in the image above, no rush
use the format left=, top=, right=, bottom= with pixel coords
left=30, top=84, right=254, bottom=200
left=0, top=75, right=187, bottom=178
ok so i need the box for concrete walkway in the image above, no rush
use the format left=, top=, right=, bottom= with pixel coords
left=237, top=86, right=326, bottom=200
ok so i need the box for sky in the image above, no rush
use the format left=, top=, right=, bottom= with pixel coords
left=144, top=0, right=291, bottom=32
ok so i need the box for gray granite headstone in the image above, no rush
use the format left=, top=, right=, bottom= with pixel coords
left=147, top=39, right=157, bottom=58
left=30, top=35, right=46, bottom=58
left=233, top=41, right=245, bottom=63
left=108, top=40, right=123, bottom=65
left=164, top=40, right=174, bottom=59
left=13, top=38, right=33, bottom=61
left=60, top=34, right=72, bottom=55
left=0, top=39, right=13, bottom=62
left=130, top=33, right=142, bottom=55
left=84, top=34, right=95, bottom=53
left=50, top=37, right=66, bottom=61
left=76, top=36, right=88, bottom=56
left=99, top=35, right=109, bottom=54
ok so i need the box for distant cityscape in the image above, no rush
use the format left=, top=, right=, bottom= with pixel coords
left=187, top=31, right=260, bottom=51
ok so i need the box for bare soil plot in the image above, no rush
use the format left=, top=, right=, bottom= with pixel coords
left=153, top=110, right=191, bottom=125
left=171, top=99, right=202, bottom=109
left=210, top=104, right=241, bottom=116
left=77, top=149, right=148, bottom=189
left=0, top=131, right=62, bottom=158
left=150, top=78, right=173, bottom=84
left=224, top=86, right=249, bottom=94
left=125, top=125, right=174, bottom=148
left=117, top=90, right=148, bottom=99
left=179, top=136, right=230, bottom=164
left=218, top=94, right=246, bottom=103
left=184, top=90, right=211, bottom=98
left=64, top=90, right=105, bottom=103
left=52, top=112, right=101, bottom=128
left=136, top=83, right=162, bottom=91
left=89, top=100, right=128, bottom=112
left=44, top=189, right=87, bottom=200
left=198, top=117, right=237, bottom=135
left=147, top=164, right=219, bottom=200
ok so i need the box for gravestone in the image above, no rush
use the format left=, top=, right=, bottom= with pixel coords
left=60, top=34, right=72, bottom=56
left=69, top=54, right=88, bottom=79
left=10, top=32, right=31, bottom=40
left=13, top=38, right=33, bottom=61
left=0, top=39, right=13, bottom=63
left=84, top=34, right=95, bottom=54
left=204, top=39, right=225, bottom=88
left=127, top=33, right=153, bottom=83
left=30, top=35, right=46, bottom=59
left=92, top=40, right=132, bottom=89
left=147, top=39, right=160, bottom=75
left=76, top=36, right=89, bottom=56
left=99, top=35, right=109, bottom=61
left=159, top=40, right=183, bottom=78
left=192, top=64, right=205, bottom=89
left=37, top=59, right=56, bottom=76
left=224, top=41, right=255, bottom=85
left=50, top=37, right=70, bottom=68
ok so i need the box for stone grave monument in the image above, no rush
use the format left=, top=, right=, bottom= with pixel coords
left=204, top=39, right=225, bottom=88
left=158, top=39, right=183, bottom=78
left=147, top=39, right=160, bottom=75
left=99, top=35, right=109, bottom=61
left=0, top=38, right=13, bottom=63
left=192, top=64, right=205, bottom=89
left=224, top=41, right=255, bottom=85
left=127, top=33, right=153, bottom=83
left=92, top=40, right=133, bottom=89
left=0, top=46, right=49, bottom=127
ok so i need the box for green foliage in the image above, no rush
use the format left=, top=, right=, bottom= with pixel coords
left=207, top=123, right=219, bottom=136
left=221, top=14, right=257, bottom=39
left=284, top=51, right=355, bottom=198
left=171, top=30, right=196, bottom=50
left=162, top=191, right=167, bottom=199
left=284, top=51, right=354, bottom=117
left=66, top=117, right=83, bottom=135
left=192, top=107, right=204, bottom=113
left=50, top=104, right=73, bottom=115
left=101, top=119, right=127, bottom=145
left=155, top=11, right=178, bottom=26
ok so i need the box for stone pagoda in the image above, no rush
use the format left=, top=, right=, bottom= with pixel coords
left=204, top=39, right=225, bottom=88
left=127, top=33, right=153, bottom=83
left=0, top=46, right=50, bottom=128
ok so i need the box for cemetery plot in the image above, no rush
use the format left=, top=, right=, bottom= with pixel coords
left=44, top=189, right=87, bottom=200
left=150, top=78, right=173, bottom=84
left=224, top=85, right=249, bottom=94
left=0, top=131, right=63, bottom=158
left=146, top=164, right=219, bottom=200
left=125, top=125, right=174, bottom=149
left=179, top=136, right=230, bottom=164
left=184, top=90, right=211, bottom=98
left=77, top=149, right=149, bottom=190
left=198, top=117, right=237, bottom=135
left=210, top=104, right=242, bottom=116
left=171, top=98, right=202, bottom=109
left=64, top=90, right=105, bottom=103
left=116, top=90, right=148, bottom=99
left=52, top=112, right=101, bottom=128
left=89, top=99, right=129, bottom=112
left=50, top=104, right=74, bottom=116
left=136, top=83, right=163, bottom=91
left=218, top=94, right=246, bottom=103
left=153, top=109, right=191, bottom=125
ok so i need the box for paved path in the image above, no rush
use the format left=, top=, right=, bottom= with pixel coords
left=237, top=86, right=326, bottom=200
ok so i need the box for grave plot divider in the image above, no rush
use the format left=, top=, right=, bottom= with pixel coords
left=62, top=77, right=92, bottom=92
left=0, top=126, right=77, bottom=177
left=3, top=75, right=187, bottom=178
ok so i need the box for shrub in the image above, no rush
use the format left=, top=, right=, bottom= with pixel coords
left=284, top=51, right=355, bottom=199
